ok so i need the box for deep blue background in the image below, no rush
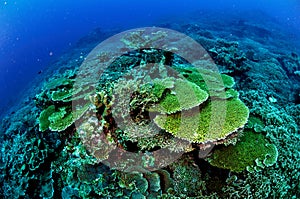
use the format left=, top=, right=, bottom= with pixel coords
left=0, top=0, right=299, bottom=115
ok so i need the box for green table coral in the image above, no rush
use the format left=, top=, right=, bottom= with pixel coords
left=38, top=105, right=56, bottom=132
left=36, top=69, right=94, bottom=132
left=154, top=98, right=249, bottom=143
left=38, top=104, right=91, bottom=132
left=175, top=66, right=236, bottom=92
left=207, top=130, right=278, bottom=173
left=151, top=67, right=248, bottom=144
left=149, top=79, right=208, bottom=114
left=108, top=65, right=249, bottom=157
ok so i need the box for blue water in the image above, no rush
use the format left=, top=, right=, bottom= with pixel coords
left=0, top=0, right=299, bottom=114
left=0, top=0, right=300, bottom=116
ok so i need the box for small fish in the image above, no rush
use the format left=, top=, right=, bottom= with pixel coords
left=38, top=70, right=43, bottom=74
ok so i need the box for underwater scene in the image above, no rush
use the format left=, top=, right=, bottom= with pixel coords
left=0, top=0, right=299, bottom=198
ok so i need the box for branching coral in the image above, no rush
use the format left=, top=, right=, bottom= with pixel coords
left=208, top=39, right=249, bottom=74
left=166, top=156, right=208, bottom=197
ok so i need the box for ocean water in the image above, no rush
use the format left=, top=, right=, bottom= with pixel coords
left=0, top=0, right=299, bottom=116
left=0, top=0, right=299, bottom=198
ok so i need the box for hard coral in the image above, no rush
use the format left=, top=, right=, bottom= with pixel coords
left=0, top=132, right=50, bottom=198
left=36, top=69, right=93, bottom=132
left=110, top=66, right=247, bottom=151
left=154, top=98, right=249, bottom=143
left=208, top=39, right=249, bottom=74
left=152, top=67, right=248, bottom=144
left=149, top=78, right=208, bottom=114
left=207, top=130, right=278, bottom=173
left=38, top=103, right=90, bottom=132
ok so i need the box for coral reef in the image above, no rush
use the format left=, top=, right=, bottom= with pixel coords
left=1, top=10, right=299, bottom=199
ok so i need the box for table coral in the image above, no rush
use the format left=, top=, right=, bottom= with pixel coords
left=36, top=69, right=93, bottom=132
left=149, top=78, right=208, bottom=114
left=154, top=98, right=249, bottom=143
left=207, top=130, right=278, bottom=173
left=38, top=105, right=56, bottom=132
left=151, top=67, right=248, bottom=144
